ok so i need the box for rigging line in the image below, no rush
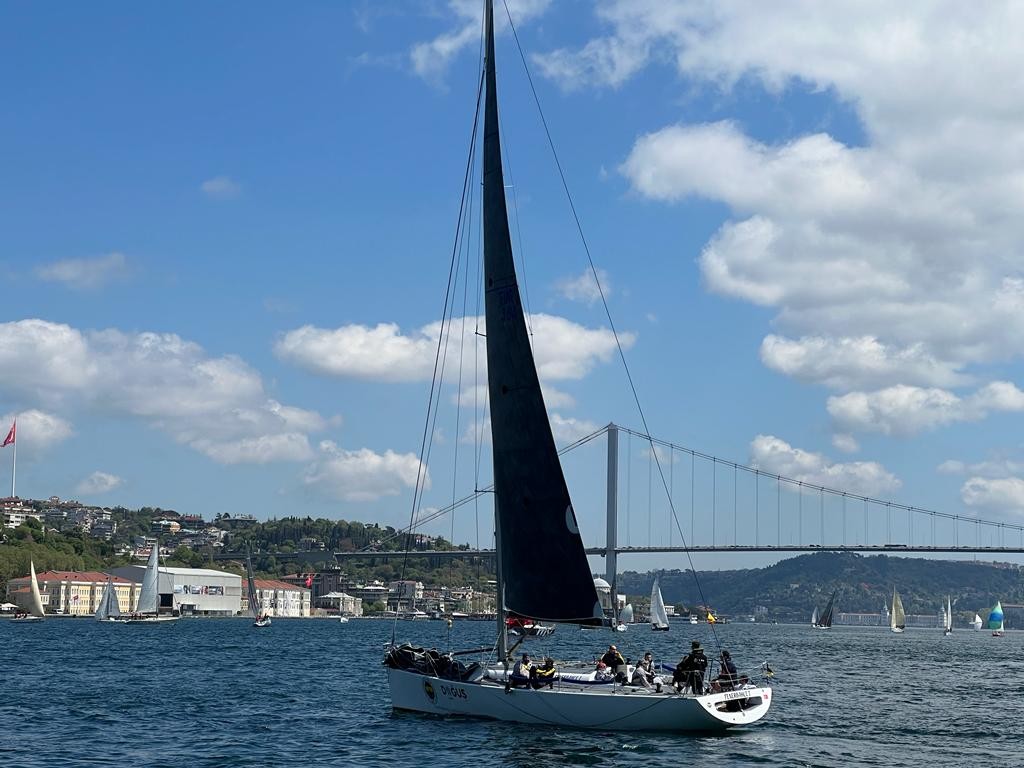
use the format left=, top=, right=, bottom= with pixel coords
left=450, top=155, right=478, bottom=592
left=502, top=2, right=724, bottom=654
left=395, top=67, right=485, bottom=645
left=366, top=425, right=610, bottom=552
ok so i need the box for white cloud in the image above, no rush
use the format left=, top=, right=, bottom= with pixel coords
left=304, top=441, right=426, bottom=502
left=35, top=252, right=129, bottom=290
left=275, top=313, right=633, bottom=384
left=831, top=433, right=859, bottom=454
left=960, top=476, right=1024, bottom=517
left=555, top=267, right=611, bottom=305
left=760, top=335, right=968, bottom=391
left=538, top=2, right=1024, bottom=413
left=828, top=382, right=1024, bottom=436
left=75, top=471, right=124, bottom=495
left=937, top=457, right=1024, bottom=479
left=410, top=0, right=551, bottom=82
left=0, top=319, right=328, bottom=465
left=200, top=176, right=241, bottom=200
left=549, top=414, right=601, bottom=445
left=750, top=434, right=900, bottom=497
left=0, top=409, right=73, bottom=456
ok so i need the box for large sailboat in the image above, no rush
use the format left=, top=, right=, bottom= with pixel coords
left=121, top=544, right=179, bottom=624
left=94, top=576, right=122, bottom=622
left=988, top=601, right=1004, bottom=637
left=383, top=0, right=772, bottom=732
left=247, top=553, right=271, bottom=628
left=813, top=591, right=836, bottom=629
left=942, top=596, right=952, bottom=636
left=12, top=560, right=45, bottom=622
left=890, top=587, right=906, bottom=633
left=650, top=577, right=670, bottom=632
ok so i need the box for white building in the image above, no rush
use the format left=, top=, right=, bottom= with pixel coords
left=250, top=579, right=311, bottom=618
left=110, top=565, right=241, bottom=616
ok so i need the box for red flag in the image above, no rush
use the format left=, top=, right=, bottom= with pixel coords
left=1, top=421, right=13, bottom=448
left=304, top=574, right=312, bottom=588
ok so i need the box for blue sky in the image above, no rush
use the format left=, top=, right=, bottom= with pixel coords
left=3, top=1, right=1024, bottom=570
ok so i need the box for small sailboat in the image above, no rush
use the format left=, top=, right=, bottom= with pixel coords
left=247, top=553, right=271, bottom=627
left=650, top=578, right=670, bottom=632
left=12, top=560, right=45, bottom=622
left=813, top=591, right=836, bottom=629
left=94, top=577, right=122, bottom=622
left=890, top=587, right=905, bottom=633
left=810, top=606, right=819, bottom=627
left=506, top=616, right=554, bottom=637
left=621, top=603, right=634, bottom=625
left=384, top=0, right=772, bottom=731
left=689, top=614, right=699, bottom=624
left=121, top=544, right=179, bottom=624
left=971, top=613, right=983, bottom=630
left=338, top=615, right=349, bottom=623
left=942, top=596, right=952, bottom=636
left=988, top=601, right=1004, bottom=637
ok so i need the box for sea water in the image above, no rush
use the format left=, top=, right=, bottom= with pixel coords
left=1, top=618, right=1019, bottom=767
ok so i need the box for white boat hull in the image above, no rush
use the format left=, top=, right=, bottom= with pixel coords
left=11, top=616, right=44, bottom=623
left=387, top=668, right=771, bottom=732
left=119, top=615, right=181, bottom=624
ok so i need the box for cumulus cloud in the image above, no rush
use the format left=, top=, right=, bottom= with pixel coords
left=555, top=267, right=611, bottom=305
left=304, top=441, right=426, bottom=502
left=549, top=414, right=601, bottom=445
left=0, top=319, right=327, bottom=465
left=0, top=409, right=73, bottom=456
left=537, top=2, right=1024, bottom=425
left=75, top=471, right=124, bottom=495
left=275, top=313, right=633, bottom=384
left=200, top=176, right=241, bottom=200
left=960, top=476, right=1024, bottom=517
left=831, top=433, right=860, bottom=454
left=410, top=0, right=551, bottom=82
left=760, top=335, right=968, bottom=391
left=35, top=252, right=130, bottom=291
left=828, top=382, right=1024, bottom=436
left=750, top=434, right=900, bottom=497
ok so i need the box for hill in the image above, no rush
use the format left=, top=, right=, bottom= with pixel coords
left=619, top=552, right=1023, bottom=625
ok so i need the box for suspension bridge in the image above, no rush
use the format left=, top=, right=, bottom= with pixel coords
left=327, top=424, right=1024, bottom=576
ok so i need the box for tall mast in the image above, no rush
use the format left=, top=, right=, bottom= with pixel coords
left=482, top=0, right=507, bottom=662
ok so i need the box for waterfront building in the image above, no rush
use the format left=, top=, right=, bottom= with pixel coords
left=317, top=591, right=363, bottom=616
left=5, top=570, right=134, bottom=615
left=245, top=579, right=311, bottom=617
left=110, top=565, right=241, bottom=616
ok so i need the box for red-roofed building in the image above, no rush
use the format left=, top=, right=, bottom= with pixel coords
left=5, top=570, right=136, bottom=615
left=244, top=578, right=311, bottom=618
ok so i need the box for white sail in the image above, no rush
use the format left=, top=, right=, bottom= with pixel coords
left=135, top=545, right=161, bottom=614
left=943, top=596, right=952, bottom=633
left=810, top=606, right=818, bottom=626
left=890, top=588, right=905, bottom=632
left=650, top=578, right=670, bottom=630
left=972, top=613, right=983, bottom=630
left=28, top=560, right=45, bottom=618
left=95, top=578, right=121, bottom=621
left=621, top=604, right=634, bottom=624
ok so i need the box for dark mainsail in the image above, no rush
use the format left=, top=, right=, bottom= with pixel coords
left=817, top=590, right=836, bottom=628
left=481, top=0, right=602, bottom=626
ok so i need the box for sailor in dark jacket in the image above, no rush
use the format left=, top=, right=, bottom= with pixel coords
left=672, top=640, right=708, bottom=694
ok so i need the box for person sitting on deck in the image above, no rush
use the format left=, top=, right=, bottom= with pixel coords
left=599, top=644, right=625, bottom=673
left=631, top=652, right=661, bottom=691
left=672, top=641, right=708, bottom=695
left=510, top=653, right=533, bottom=688
left=531, top=657, right=557, bottom=689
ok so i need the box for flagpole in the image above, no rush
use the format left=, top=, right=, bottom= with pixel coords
left=11, top=427, right=16, bottom=498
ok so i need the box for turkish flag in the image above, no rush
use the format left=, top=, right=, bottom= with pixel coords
left=1, top=421, right=14, bottom=448
left=304, top=575, right=312, bottom=588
